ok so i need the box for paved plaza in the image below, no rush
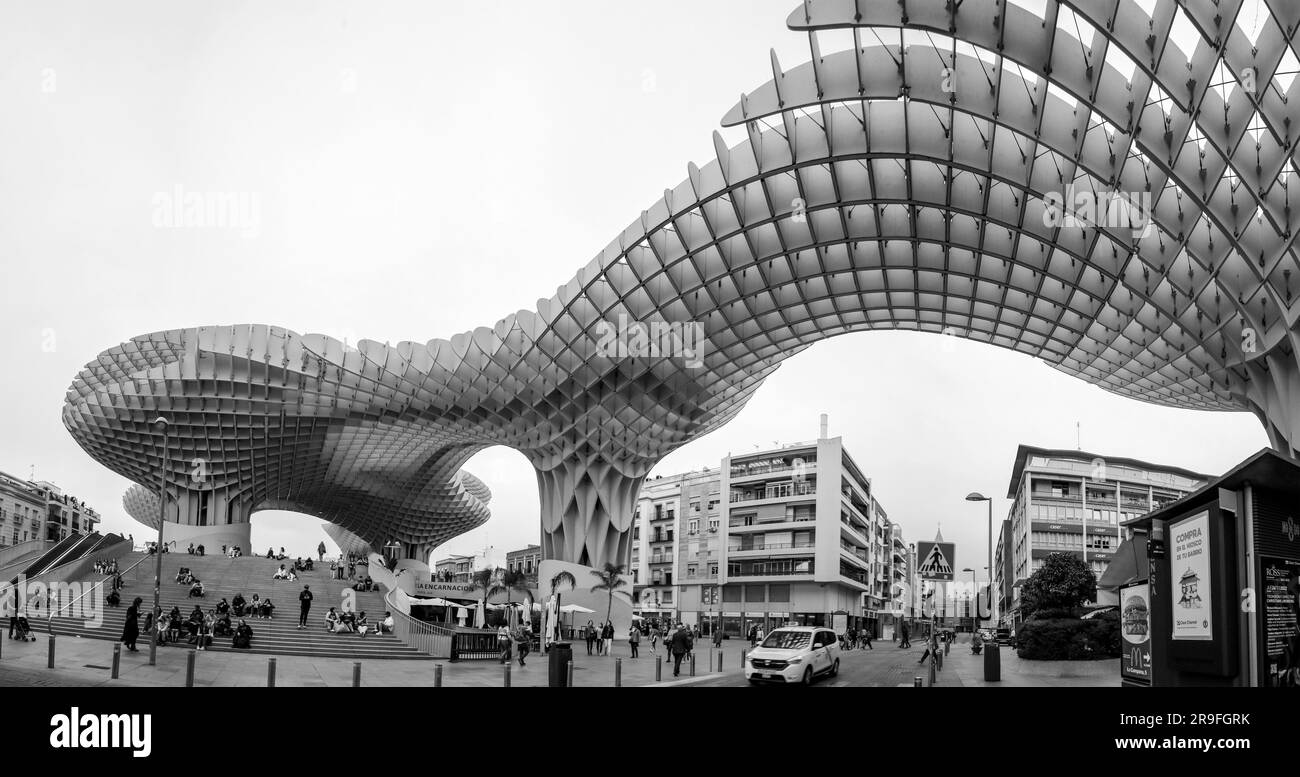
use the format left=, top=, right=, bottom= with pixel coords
left=0, top=633, right=1116, bottom=688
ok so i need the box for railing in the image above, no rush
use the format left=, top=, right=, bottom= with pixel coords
left=0, top=538, right=45, bottom=569
left=452, top=629, right=501, bottom=661
left=383, top=586, right=453, bottom=658
left=730, top=542, right=815, bottom=552
left=729, top=461, right=818, bottom=479
left=44, top=547, right=153, bottom=632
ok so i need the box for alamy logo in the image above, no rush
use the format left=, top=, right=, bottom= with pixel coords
left=1043, top=186, right=1153, bottom=240
left=0, top=576, right=102, bottom=628
left=594, top=314, right=707, bottom=369
left=151, top=185, right=262, bottom=238
left=49, top=708, right=151, bottom=758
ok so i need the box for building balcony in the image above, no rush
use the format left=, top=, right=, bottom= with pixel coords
left=727, top=542, right=815, bottom=556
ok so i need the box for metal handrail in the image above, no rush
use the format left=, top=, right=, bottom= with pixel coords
left=383, top=587, right=453, bottom=658
left=48, top=547, right=152, bottom=618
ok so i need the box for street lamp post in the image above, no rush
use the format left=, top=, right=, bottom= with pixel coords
left=965, top=492, right=1000, bottom=681
left=962, top=567, right=976, bottom=632
left=149, top=416, right=170, bottom=667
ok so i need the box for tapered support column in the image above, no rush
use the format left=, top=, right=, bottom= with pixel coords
left=532, top=452, right=651, bottom=568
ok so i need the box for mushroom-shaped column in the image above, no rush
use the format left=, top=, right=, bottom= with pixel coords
left=531, top=448, right=654, bottom=569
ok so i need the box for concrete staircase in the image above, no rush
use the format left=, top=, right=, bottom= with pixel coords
left=30, top=552, right=433, bottom=660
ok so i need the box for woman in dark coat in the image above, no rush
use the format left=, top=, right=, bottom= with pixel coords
left=121, top=597, right=143, bottom=652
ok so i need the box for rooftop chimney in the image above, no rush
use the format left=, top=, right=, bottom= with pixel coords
left=819, top=413, right=828, bottom=440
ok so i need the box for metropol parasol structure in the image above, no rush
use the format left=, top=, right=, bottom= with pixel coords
left=64, top=0, right=1300, bottom=572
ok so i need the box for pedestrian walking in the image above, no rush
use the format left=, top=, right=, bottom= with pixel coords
left=917, top=632, right=939, bottom=664
left=861, top=627, right=873, bottom=650
left=297, top=584, right=313, bottom=629
left=317, top=541, right=326, bottom=562
left=628, top=624, right=641, bottom=658
left=121, top=597, right=142, bottom=652
left=497, top=624, right=512, bottom=664
left=584, top=620, right=596, bottom=655
left=669, top=623, right=693, bottom=677
left=649, top=624, right=660, bottom=654
left=514, top=623, right=531, bottom=666
left=601, top=620, right=615, bottom=655
left=899, top=619, right=911, bottom=649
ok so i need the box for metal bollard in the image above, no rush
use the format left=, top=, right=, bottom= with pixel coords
left=434, top=664, right=443, bottom=687
left=185, top=650, right=196, bottom=687
left=352, top=661, right=361, bottom=687
left=655, top=655, right=662, bottom=682
left=718, top=649, right=723, bottom=672
left=48, top=634, right=55, bottom=669
left=928, top=657, right=937, bottom=687
left=112, top=644, right=121, bottom=680
left=566, top=660, right=574, bottom=687
left=945, top=638, right=951, bottom=656
left=614, top=657, right=622, bottom=688
left=267, top=657, right=276, bottom=688
left=504, top=663, right=511, bottom=687
left=741, top=648, right=746, bottom=669
left=708, top=650, right=714, bottom=672
left=914, top=676, right=923, bottom=688
left=689, top=653, right=696, bottom=677
left=937, top=650, right=944, bottom=671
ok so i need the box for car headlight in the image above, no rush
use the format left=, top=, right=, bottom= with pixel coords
left=786, top=656, right=803, bottom=665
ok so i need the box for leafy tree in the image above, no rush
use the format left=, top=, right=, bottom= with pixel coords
left=1019, top=552, right=1097, bottom=616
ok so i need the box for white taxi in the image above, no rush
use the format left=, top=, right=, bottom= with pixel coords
left=744, top=626, right=840, bottom=685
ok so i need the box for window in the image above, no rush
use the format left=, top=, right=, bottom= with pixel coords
left=691, top=500, right=701, bottom=513
left=768, top=584, right=790, bottom=602
left=688, top=519, right=699, bottom=535
left=761, top=630, right=811, bottom=650
left=745, top=584, right=765, bottom=602
left=709, top=564, right=718, bottom=576
left=687, top=564, right=697, bottom=577
left=707, top=499, right=719, bottom=511
left=708, top=518, right=719, bottom=533
left=722, top=585, right=742, bottom=602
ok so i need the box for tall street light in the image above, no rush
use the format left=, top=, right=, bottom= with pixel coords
left=965, top=492, right=1000, bottom=681
left=962, top=567, right=976, bottom=632
left=149, top=416, right=170, bottom=667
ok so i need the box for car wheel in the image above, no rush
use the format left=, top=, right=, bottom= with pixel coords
left=802, top=667, right=814, bottom=686
left=830, top=658, right=840, bottom=677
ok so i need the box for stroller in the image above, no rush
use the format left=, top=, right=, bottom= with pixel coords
left=10, top=614, right=35, bottom=642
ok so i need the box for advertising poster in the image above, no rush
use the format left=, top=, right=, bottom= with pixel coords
left=1170, top=511, right=1212, bottom=641
left=1120, top=582, right=1151, bottom=681
left=1259, top=556, right=1300, bottom=687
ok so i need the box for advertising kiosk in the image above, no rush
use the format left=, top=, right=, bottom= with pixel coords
left=1120, top=449, right=1300, bottom=687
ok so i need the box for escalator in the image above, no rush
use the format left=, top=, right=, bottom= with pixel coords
left=9, top=531, right=125, bottom=582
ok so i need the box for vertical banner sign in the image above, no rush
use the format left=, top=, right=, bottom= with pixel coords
left=1170, top=511, right=1212, bottom=641
left=1120, top=582, right=1151, bottom=681
left=1259, top=556, right=1299, bottom=687
left=916, top=541, right=956, bottom=582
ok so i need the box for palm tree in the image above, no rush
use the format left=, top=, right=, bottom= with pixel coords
left=589, top=562, right=628, bottom=629
left=549, top=570, right=577, bottom=642
left=500, top=568, right=534, bottom=629
left=472, top=567, right=505, bottom=629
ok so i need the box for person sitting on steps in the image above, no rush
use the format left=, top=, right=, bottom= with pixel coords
left=232, top=619, right=253, bottom=649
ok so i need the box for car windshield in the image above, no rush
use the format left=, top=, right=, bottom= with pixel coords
left=760, top=630, right=811, bottom=650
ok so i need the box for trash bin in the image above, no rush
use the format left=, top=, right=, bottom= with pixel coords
left=548, top=642, right=573, bottom=688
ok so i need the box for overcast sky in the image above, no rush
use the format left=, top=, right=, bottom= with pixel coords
left=0, top=0, right=1270, bottom=574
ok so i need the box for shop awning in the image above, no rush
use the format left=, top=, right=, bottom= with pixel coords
left=1098, top=532, right=1149, bottom=591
